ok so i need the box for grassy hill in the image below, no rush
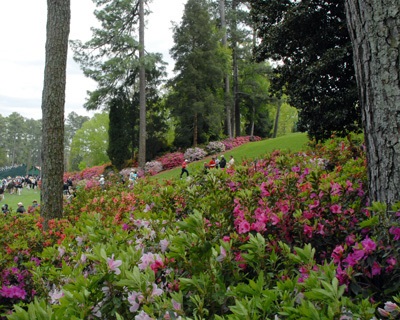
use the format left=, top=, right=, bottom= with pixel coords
left=153, top=132, right=309, bottom=181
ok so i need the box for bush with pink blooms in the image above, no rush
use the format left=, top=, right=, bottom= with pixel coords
left=222, top=135, right=261, bottom=150
left=2, top=135, right=400, bottom=320
left=155, top=152, right=185, bottom=170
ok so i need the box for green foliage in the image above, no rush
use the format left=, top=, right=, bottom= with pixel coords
left=251, top=0, right=361, bottom=142
left=70, top=113, right=110, bottom=170
left=168, top=0, right=231, bottom=147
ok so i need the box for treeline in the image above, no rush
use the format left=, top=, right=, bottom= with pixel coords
left=1, top=0, right=360, bottom=173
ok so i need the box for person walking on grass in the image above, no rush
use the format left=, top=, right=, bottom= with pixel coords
left=227, top=155, right=235, bottom=169
left=180, top=160, right=189, bottom=179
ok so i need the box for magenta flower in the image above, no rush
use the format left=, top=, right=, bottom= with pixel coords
left=332, top=245, right=344, bottom=264
left=361, top=237, right=376, bottom=254
left=389, top=226, right=400, bottom=240
left=330, top=204, right=342, bottom=214
left=303, top=225, right=313, bottom=238
left=0, top=285, right=27, bottom=300
left=107, top=254, right=122, bottom=275
left=371, top=261, right=382, bottom=276
left=237, top=219, right=251, bottom=234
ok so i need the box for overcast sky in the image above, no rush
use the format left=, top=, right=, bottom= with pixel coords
left=0, top=0, right=185, bottom=120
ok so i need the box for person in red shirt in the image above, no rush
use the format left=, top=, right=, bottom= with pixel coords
left=180, top=160, right=189, bottom=179
left=208, top=157, right=216, bottom=169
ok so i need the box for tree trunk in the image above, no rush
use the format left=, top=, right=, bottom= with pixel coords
left=138, top=0, right=147, bottom=169
left=345, top=0, right=400, bottom=205
left=232, top=0, right=240, bottom=137
left=220, top=0, right=232, bottom=138
left=273, top=100, right=282, bottom=138
left=41, top=0, right=70, bottom=224
left=193, top=112, right=198, bottom=147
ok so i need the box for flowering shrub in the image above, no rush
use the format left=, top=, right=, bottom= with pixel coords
left=222, top=135, right=261, bottom=150
left=183, top=147, right=207, bottom=162
left=2, top=136, right=399, bottom=319
left=64, top=164, right=107, bottom=182
left=156, top=152, right=185, bottom=170
left=205, top=141, right=226, bottom=155
left=144, top=161, right=163, bottom=175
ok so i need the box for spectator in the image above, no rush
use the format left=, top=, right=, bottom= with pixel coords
left=219, top=155, right=226, bottom=169
left=1, top=204, right=9, bottom=214
left=99, top=175, right=105, bottom=191
left=227, top=155, right=235, bottom=169
left=208, top=157, right=216, bottom=169
left=16, top=202, right=26, bottom=213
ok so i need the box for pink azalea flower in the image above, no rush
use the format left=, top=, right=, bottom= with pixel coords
left=330, top=204, right=342, bottom=214
left=361, top=237, right=376, bottom=254
left=49, top=288, right=64, bottom=304
left=343, top=249, right=364, bottom=267
left=332, top=245, right=344, bottom=264
left=377, top=308, right=391, bottom=317
left=135, top=310, right=153, bottom=320
left=384, top=301, right=400, bottom=313
left=330, top=182, right=342, bottom=196
left=159, top=239, right=169, bottom=253
left=151, top=283, right=163, bottom=297
left=237, top=219, right=250, bottom=234
left=128, top=291, right=141, bottom=312
left=389, top=226, right=400, bottom=240
left=303, top=225, right=313, bottom=238
left=0, top=285, right=26, bottom=300
left=270, top=213, right=280, bottom=225
left=371, top=261, right=382, bottom=276
left=216, top=246, right=227, bottom=262
left=172, top=299, right=182, bottom=311
left=107, top=254, right=122, bottom=275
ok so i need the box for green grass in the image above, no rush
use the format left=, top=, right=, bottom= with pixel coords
left=152, top=132, right=309, bottom=182
left=1, top=187, right=40, bottom=212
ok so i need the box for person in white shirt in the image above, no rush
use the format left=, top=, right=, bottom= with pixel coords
left=227, top=155, right=235, bottom=169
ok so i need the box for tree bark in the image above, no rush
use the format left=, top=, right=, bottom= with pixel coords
left=345, top=0, right=400, bottom=205
left=41, top=0, right=70, bottom=224
left=232, top=0, right=240, bottom=137
left=220, top=0, right=232, bottom=138
left=138, top=0, right=147, bottom=169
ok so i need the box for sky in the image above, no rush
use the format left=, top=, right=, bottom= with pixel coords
left=0, top=0, right=186, bottom=120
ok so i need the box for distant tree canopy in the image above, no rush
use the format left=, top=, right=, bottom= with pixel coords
left=168, top=0, right=231, bottom=147
left=70, top=0, right=168, bottom=167
left=250, top=0, right=361, bottom=142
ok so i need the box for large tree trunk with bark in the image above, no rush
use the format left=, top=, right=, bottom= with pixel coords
left=41, top=0, right=70, bottom=225
left=138, top=0, right=147, bottom=169
left=219, top=0, right=232, bottom=138
left=345, top=0, right=400, bottom=205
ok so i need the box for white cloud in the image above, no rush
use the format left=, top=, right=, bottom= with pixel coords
left=0, top=0, right=185, bottom=120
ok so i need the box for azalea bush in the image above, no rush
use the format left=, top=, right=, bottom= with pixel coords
left=1, top=136, right=400, bottom=319
left=222, top=135, right=261, bottom=150
left=144, top=161, right=163, bottom=175
left=205, top=141, right=226, bottom=155
left=183, top=147, right=207, bottom=162
left=156, top=152, right=185, bottom=170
